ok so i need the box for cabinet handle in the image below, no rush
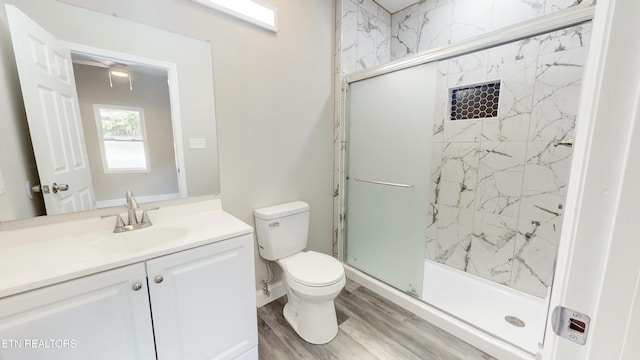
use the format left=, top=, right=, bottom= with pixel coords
left=132, top=282, right=143, bottom=291
left=154, top=275, right=164, bottom=284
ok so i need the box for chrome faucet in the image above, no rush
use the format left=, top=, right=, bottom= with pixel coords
left=102, top=190, right=158, bottom=233
left=126, top=190, right=139, bottom=226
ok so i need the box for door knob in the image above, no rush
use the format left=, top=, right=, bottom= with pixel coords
left=31, top=184, right=50, bottom=194
left=52, top=183, right=69, bottom=193
left=154, top=275, right=164, bottom=284
left=132, top=282, right=143, bottom=291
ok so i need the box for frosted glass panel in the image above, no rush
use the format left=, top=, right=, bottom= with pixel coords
left=346, top=62, right=438, bottom=296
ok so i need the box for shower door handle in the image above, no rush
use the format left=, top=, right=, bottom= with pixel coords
left=353, top=177, right=414, bottom=188
left=553, top=139, right=574, bottom=148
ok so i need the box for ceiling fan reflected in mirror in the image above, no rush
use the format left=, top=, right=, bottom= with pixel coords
left=72, top=54, right=132, bottom=90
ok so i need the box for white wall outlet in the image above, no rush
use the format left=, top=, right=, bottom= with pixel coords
left=0, top=171, right=5, bottom=196
left=189, top=138, right=207, bottom=150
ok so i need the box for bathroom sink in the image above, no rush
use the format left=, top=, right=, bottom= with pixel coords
left=87, top=227, right=189, bottom=254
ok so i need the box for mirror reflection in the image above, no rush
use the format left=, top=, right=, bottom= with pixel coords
left=0, top=1, right=220, bottom=221
left=72, top=53, right=181, bottom=208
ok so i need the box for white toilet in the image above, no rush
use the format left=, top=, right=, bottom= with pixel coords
left=254, top=201, right=346, bottom=344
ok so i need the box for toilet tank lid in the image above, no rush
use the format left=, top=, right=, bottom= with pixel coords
left=254, top=201, right=310, bottom=220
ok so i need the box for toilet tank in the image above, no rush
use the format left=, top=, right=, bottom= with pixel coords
left=254, top=201, right=310, bottom=261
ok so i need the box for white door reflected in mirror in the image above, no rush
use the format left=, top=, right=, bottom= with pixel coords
left=6, top=5, right=96, bottom=215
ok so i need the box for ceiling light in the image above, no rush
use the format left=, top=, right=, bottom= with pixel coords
left=110, top=69, right=129, bottom=78
left=192, top=0, right=277, bottom=32
left=108, top=66, right=133, bottom=91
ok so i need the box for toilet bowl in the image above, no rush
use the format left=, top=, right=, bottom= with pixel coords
left=278, top=251, right=346, bottom=344
left=254, top=201, right=345, bottom=344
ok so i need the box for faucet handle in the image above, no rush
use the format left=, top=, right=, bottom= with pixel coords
left=140, top=207, right=159, bottom=225
left=101, top=214, right=126, bottom=232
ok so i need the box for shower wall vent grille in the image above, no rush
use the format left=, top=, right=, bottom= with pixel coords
left=449, top=80, right=501, bottom=121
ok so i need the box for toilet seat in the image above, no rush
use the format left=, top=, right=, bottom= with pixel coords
left=279, top=251, right=344, bottom=287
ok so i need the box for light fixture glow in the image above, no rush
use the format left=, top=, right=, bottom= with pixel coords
left=108, top=66, right=133, bottom=91
left=192, top=0, right=277, bottom=32
left=110, top=70, right=129, bottom=78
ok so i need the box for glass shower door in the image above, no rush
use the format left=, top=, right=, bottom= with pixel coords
left=346, top=62, right=437, bottom=297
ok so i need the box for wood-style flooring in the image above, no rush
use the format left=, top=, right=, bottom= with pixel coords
left=257, top=279, right=496, bottom=359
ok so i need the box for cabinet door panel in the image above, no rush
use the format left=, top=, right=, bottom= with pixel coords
left=147, top=234, right=257, bottom=360
left=233, top=346, right=258, bottom=360
left=0, top=264, right=155, bottom=360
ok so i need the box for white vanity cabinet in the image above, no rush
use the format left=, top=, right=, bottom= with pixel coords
left=0, top=233, right=258, bottom=360
left=147, top=233, right=258, bottom=360
left=0, top=263, right=157, bottom=359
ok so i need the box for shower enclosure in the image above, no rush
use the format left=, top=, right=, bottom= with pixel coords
left=343, top=19, right=592, bottom=355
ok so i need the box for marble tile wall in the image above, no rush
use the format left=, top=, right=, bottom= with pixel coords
left=335, top=0, right=595, bottom=298
left=428, top=23, right=591, bottom=298
left=342, top=0, right=391, bottom=75
left=390, top=0, right=595, bottom=62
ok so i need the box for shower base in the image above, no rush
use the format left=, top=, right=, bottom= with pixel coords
left=344, top=263, right=542, bottom=360
left=421, top=260, right=547, bottom=354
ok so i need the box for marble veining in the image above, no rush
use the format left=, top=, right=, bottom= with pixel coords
left=432, top=61, right=449, bottom=142
left=538, top=22, right=592, bottom=55
left=341, top=0, right=359, bottom=75
left=476, top=141, right=527, bottom=217
left=337, top=0, right=593, bottom=297
left=434, top=205, right=474, bottom=271
left=417, top=2, right=453, bottom=53
left=530, top=46, right=588, bottom=143
left=468, top=212, right=519, bottom=285
left=440, top=142, right=480, bottom=209
left=520, top=141, right=572, bottom=224
left=355, top=1, right=392, bottom=71
left=511, top=218, right=561, bottom=297
left=388, top=0, right=592, bottom=61
left=391, top=6, right=418, bottom=59
left=426, top=24, right=590, bottom=295
left=484, top=58, right=537, bottom=142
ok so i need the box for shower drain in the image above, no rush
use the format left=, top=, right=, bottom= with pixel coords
left=505, top=315, right=526, bottom=328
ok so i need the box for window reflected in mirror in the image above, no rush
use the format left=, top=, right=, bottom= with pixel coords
left=94, top=105, right=149, bottom=173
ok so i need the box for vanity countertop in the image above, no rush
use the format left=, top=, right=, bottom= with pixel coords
left=0, top=199, right=253, bottom=299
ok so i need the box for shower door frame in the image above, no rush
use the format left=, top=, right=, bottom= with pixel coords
left=334, top=4, right=596, bottom=360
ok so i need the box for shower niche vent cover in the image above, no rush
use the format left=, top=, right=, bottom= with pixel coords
left=449, top=80, right=501, bottom=121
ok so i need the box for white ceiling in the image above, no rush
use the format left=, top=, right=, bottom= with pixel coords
left=71, top=53, right=168, bottom=78
left=375, top=0, right=419, bottom=14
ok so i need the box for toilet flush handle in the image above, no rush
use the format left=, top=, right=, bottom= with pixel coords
left=269, top=222, right=280, bottom=227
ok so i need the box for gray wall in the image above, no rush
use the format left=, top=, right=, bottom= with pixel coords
left=1, top=0, right=335, bottom=291
left=66, top=0, right=336, bottom=290
left=73, top=64, right=179, bottom=202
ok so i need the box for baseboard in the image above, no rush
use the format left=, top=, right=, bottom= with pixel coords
left=255, top=281, right=286, bottom=308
